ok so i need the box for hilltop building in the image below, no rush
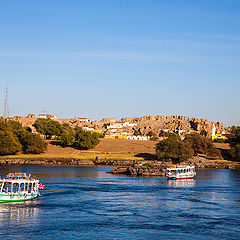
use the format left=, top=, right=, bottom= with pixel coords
left=78, top=118, right=91, bottom=123
left=38, top=114, right=58, bottom=120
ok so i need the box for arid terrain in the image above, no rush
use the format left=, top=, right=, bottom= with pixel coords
left=5, top=139, right=156, bottom=161
left=1, top=138, right=230, bottom=161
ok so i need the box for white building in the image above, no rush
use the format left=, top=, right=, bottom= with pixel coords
left=212, top=124, right=216, bottom=137
left=126, top=136, right=149, bottom=141
left=106, top=123, right=123, bottom=129
left=38, top=114, right=58, bottom=120
left=78, top=118, right=91, bottom=123
left=122, top=122, right=137, bottom=127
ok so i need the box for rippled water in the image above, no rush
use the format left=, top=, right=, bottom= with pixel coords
left=0, top=166, right=240, bottom=240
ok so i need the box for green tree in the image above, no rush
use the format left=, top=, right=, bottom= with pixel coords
left=206, top=148, right=221, bottom=158
left=61, top=123, right=74, bottom=136
left=0, top=120, right=22, bottom=155
left=33, top=118, right=62, bottom=139
left=228, top=126, right=240, bottom=161
left=18, top=130, right=47, bottom=154
left=74, top=128, right=100, bottom=150
left=58, top=123, right=75, bottom=147
left=8, top=120, right=23, bottom=133
left=59, top=133, right=74, bottom=147
left=183, top=133, right=213, bottom=155
left=167, top=132, right=181, bottom=141
left=155, top=138, right=194, bottom=163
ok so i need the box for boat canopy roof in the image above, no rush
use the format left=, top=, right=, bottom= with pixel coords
left=7, top=172, right=31, bottom=180
left=166, top=165, right=195, bottom=171
left=0, top=172, right=39, bottom=181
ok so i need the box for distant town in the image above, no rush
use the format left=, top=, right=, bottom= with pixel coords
left=1, top=113, right=228, bottom=142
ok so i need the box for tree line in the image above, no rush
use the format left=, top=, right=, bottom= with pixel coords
left=155, top=127, right=240, bottom=163
left=0, top=118, right=103, bottom=156
left=155, top=132, right=221, bottom=163
left=1, top=117, right=239, bottom=162
left=33, top=118, right=103, bottom=150
left=0, top=120, right=47, bottom=155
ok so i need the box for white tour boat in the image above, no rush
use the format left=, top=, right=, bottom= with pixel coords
left=166, top=165, right=196, bottom=180
left=0, top=173, right=44, bottom=203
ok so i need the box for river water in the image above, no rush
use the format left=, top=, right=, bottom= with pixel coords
left=0, top=166, right=240, bottom=240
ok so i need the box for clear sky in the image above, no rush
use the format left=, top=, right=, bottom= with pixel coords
left=0, top=0, right=239, bottom=126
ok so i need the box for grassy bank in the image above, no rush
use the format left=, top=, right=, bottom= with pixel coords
left=0, top=139, right=234, bottom=164
left=2, top=153, right=144, bottom=161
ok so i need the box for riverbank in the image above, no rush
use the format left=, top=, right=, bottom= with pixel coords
left=0, top=139, right=239, bottom=171
left=0, top=155, right=239, bottom=170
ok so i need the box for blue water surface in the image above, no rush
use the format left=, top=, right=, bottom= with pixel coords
left=0, top=166, right=240, bottom=240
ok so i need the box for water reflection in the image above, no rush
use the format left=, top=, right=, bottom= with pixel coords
left=168, top=179, right=196, bottom=187
left=0, top=201, right=40, bottom=226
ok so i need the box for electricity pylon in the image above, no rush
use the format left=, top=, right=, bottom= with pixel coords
left=3, top=83, right=9, bottom=118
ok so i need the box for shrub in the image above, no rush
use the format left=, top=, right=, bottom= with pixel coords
left=159, top=130, right=165, bottom=137
left=19, top=130, right=47, bottom=154
left=206, top=148, right=221, bottom=159
left=184, top=133, right=213, bottom=155
left=167, top=132, right=181, bottom=141
left=74, top=128, right=100, bottom=150
left=229, top=144, right=240, bottom=162
left=158, top=131, right=180, bottom=140
left=228, top=126, right=240, bottom=161
left=0, top=120, right=48, bottom=155
left=0, top=129, right=22, bottom=155
left=155, top=138, right=194, bottom=163
left=59, top=133, right=74, bottom=147
left=8, top=120, right=23, bottom=133
left=213, top=138, right=227, bottom=143
left=33, top=118, right=62, bottom=139
left=140, top=162, right=153, bottom=168
left=58, top=123, right=75, bottom=147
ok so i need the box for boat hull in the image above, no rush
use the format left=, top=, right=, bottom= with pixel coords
left=168, top=176, right=194, bottom=180
left=0, top=193, right=38, bottom=203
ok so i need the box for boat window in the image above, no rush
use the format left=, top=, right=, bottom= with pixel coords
left=12, top=183, right=19, bottom=193
left=28, top=183, right=32, bottom=193
left=1, top=182, right=12, bottom=192
left=2, top=183, right=7, bottom=192
left=20, top=183, right=24, bottom=192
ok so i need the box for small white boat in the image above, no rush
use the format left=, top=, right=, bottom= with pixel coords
left=166, top=165, right=196, bottom=180
left=0, top=173, right=44, bottom=203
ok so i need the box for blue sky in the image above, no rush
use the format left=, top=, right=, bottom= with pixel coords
left=0, top=0, right=240, bottom=126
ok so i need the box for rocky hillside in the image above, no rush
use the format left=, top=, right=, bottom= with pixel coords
left=4, top=114, right=228, bottom=136
left=121, top=115, right=227, bottom=136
